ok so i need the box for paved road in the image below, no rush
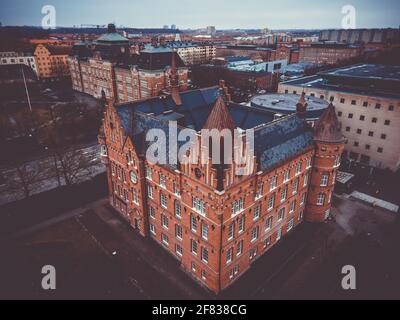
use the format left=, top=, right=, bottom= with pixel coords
left=2, top=194, right=398, bottom=300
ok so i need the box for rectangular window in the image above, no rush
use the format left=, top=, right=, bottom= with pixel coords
left=150, top=224, right=156, bottom=235
left=228, top=223, right=235, bottom=240
left=132, top=188, right=139, bottom=204
left=191, top=239, right=198, bottom=255
left=173, top=181, right=181, bottom=196
left=174, top=201, right=181, bottom=218
left=320, top=174, right=329, bottom=187
left=278, top=208, right=285, bottom=222
left=161, top=234, right=169, bottom=246
left=270, top=176, right=277, bottom=191
left=160, top=193, right=168, bottom=209
left=159, top=174, right=166, bottom=188
left=317, top=193, right=325, bottom=206
left=303, top=172, right=309, bottom=187
left=231, top=198, right=244, bottom=216
left=146, top=167, right=152, bottom=180
left=237, top=240, right=243, bottom=257
left=149, top=207, right=156, bottom=219
left=238, top=216, right=245, bottom=233
left=287, top=219, right=294, bottom=232
left=201, top=247, right=209, bottom=264
left=306, top=157, right=312, bottom=169
left=268, top=194, right=275, bottom=211
left=290, top=200, right=296, bottom=213
left=295, top=162, right=302, bottom=175
left=254, top=204, right=261, bottom=221
left=255, top=183, right=263, bottom=200
left=201, top=223, right=209, bottom=241
left=251, top=226, right=259, bottom=242
left=191, top=215, right=197, bottom=233
left=175, top=224, right=183, bottom=240
left=192, top=197, right=206, bottom=215
left=293, top=178, right=299, bottom=195
left=265, top=216, right=273, bottom=231
left=201, top=270, right=206, bottom=281
left=226, top=247, right=233, bottom=264
left=161, top=214, right=169, bottom=229
left=175, top=244, right=183, bottom=256
left=276, top=228, right=282, bottom=241
left=280, top=185, right=288, bottom=203
left=147, top=185, right=153, bottom=199
left=284, top=169, right=290, bottom=182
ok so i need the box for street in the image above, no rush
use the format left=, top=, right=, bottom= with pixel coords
left=0, top=194, right=399, bottom=300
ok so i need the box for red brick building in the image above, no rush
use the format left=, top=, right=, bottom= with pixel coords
left=299, top=43, right=362, bottom=65
left=68, top=24, right=189, bottom=102
left=98, top=83, right=345, bottom=294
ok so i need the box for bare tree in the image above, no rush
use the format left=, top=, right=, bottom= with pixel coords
left=9, top=160, right=45, bottom=199
left=55, top=145, right=98, bottom=186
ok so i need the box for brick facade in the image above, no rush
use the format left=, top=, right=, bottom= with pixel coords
left=98, top=88, right=344, bottom=294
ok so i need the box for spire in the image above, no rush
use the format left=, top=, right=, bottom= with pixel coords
left=203, top=95, right=236, bottom=131
left=296, top=91, right=307, bottom=119
left=170, top=51, right=182, bottom=106
left=219, top=80, right=232, bottom=102
left=314, top=103, right=345, bottom=143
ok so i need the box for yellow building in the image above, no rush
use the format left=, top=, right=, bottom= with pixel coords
left=34, top=44, right=72, bottom=80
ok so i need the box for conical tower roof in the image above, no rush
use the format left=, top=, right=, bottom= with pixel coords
left=314, top=103, right=345, bottom=143
left=203, top=95, right=236, bottom=131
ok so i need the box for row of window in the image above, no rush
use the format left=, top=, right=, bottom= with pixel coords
left=228, top=194, right=306, bottom=244
left=283, top=90, right=396, bottom=112
left=234, top=173, right=309, bottom=217
left=339, top=112, right=391, bottom=126
left=350, top=141, right=384, bottom=153
left=227, top=216, right=300, bottom=279
left=344, top=126, right=388, bottom=140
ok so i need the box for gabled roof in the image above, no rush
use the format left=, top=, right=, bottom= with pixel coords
left=114, top=86, right=314, bottom=172
left=314, top=103, right=345, bottom=143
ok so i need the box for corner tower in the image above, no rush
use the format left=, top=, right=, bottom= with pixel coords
left=305, top=103, right=345, bottom=222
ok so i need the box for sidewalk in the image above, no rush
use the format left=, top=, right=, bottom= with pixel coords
left=87, top=203, right=213, bottom=300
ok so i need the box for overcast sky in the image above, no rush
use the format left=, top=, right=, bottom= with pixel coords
left=1, top=0, right=399, bottom=29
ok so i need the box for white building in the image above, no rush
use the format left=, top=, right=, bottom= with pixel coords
left=0, top=51, right=38, bottom=77
left=278, top=64, right=400, bottom=171
left=228, top=59, right=288, bottom=74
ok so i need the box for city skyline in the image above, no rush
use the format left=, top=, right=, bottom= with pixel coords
left=0, top=0, right=399, bottom=30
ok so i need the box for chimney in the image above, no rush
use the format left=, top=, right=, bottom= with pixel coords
left=219, top=80, right=232, bottom=102
left=159, top=36, right=166, bottom=47
left=296, top=91, right=307, bottom=119
left=151, top=36, right=158, bottom=48
left=170, top=51, right=182, bottom=106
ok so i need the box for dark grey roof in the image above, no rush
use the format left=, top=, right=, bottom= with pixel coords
left=115, top=87, right=314, bottom=171
left=282, top=64, right=400, bottom=99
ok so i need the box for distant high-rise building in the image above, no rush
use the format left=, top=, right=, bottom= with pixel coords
left=206, top=26, right=216, bottom=36
left=163, top=25, right=169, bottom=29
left=171, top=24, right=177, bottom=30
